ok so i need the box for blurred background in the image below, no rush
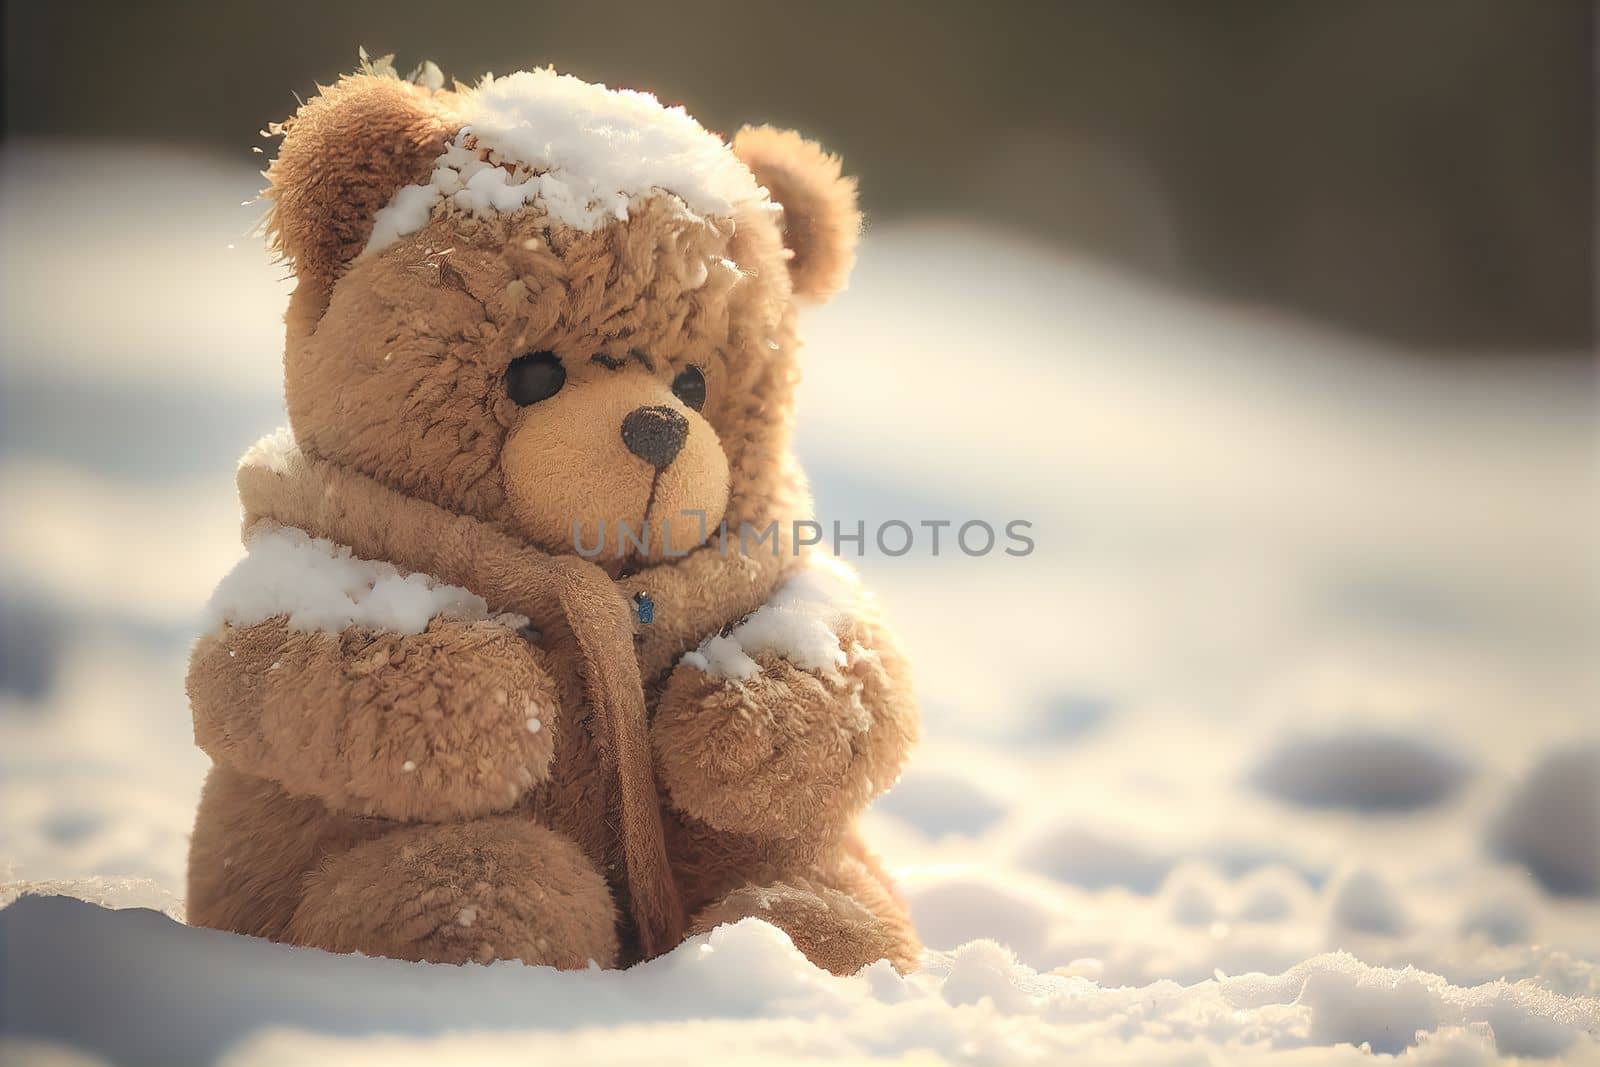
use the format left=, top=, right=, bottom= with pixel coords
left=7, top=0, right=1593, bottom=350
left=2, top=0, right=1597, bottom=1028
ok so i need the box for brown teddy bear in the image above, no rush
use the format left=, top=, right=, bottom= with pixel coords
left=184, top=64, right=921, bottom=975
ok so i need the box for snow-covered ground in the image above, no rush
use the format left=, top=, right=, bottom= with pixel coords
left=2, top=143, right=1596, bottom=1064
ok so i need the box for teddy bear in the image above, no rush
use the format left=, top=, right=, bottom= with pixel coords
left=183, top=62, right=921, bottom=976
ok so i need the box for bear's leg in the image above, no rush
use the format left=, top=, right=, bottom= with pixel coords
left=285, top=816, right=620, bottom=968
left=690, top=853, right=921, bottom=975
left=188, top=764, right=385, bottom=941
left=837, top=838, right=923, bottom=972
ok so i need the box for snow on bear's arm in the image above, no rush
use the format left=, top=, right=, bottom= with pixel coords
left=682, top=559, right=861, bottom=681
left=205, top=524, right=527, bottom=636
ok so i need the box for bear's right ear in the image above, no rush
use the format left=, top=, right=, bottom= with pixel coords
left=731, top=125, right=861, bottom=303
left=265, top=74, right=458, bottom=283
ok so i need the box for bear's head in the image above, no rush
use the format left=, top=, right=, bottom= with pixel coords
left=266, top=68, right=858, bottom=569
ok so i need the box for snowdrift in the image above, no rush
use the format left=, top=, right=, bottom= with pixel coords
left=5, top=144, right=1599, bottom=1066
left=3, top=891, right=1598, bottom=1066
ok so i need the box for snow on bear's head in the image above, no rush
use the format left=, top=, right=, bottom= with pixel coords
left=264, top=64, right=859, bottom=564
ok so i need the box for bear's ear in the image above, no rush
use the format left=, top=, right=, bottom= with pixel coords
left=732, top=125, right=862, bottom=303
left=265, top=74, right=458, bottom=283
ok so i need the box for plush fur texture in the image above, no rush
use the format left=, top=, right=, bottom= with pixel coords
left=187, top=67, right=916, bottom=976
left=265, top=77, right=459, bottom=287
left=287, top=816, right=620, bottom=967
left=653, top=614, right=916, bottom=841
left=689, top=858, right=919, bottom=975
left=732, top=126, right=862, bottom=302
left=190, top=614, right=559, bottom=823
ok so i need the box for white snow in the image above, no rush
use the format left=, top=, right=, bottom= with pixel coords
left=871, top=768, right=1008, bottom=839
left=364, top=182, right=442, bottom=254
left=1234, top=865, right=1316, bottom=923
left=4, top=146, right=1599, bottom=1064
left=204, top=524, right=525, bottom=636
left=1489, top=745, right=1600, bottom=896
left=2, top=892, right=1596, bottom=1066
left=1162, top=863, right=1224, bottom=926
left=1459, top=885, right=1536, bottom=947
left=1329, top=867, right=1410, bottom=936
left=236, top=426, right=296, bottom=475
left=1022, top=823, right=1174, bottom=892
left=1250, top=730, right=1469, bottom=812
left=0, top=875, right=181, bottom=921
left=680, top=562, right=855, bottom=681
left=361, top=70, right=766, bottom=256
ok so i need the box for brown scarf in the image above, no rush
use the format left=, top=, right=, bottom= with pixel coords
left=236, top=436, right=793, bottom=959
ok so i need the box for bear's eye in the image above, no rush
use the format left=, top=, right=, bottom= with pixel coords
left=671, top=365, right=706, bottom=412
left=505, top=352, right=566, bottom=406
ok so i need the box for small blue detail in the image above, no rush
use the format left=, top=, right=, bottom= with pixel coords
left=633, top=592, right=654, bottom=625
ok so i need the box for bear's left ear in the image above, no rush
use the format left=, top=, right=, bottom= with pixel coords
left=732, top=126, right=862, bottom=303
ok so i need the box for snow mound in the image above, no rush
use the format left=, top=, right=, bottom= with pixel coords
left=1025, top=691, right=1113, bottom=740
left=205, top=524, right=526, bottom=636
left=901, top=872, right=1059, bottom=968
left=989, top=690, right=1114, bottom=745
left=1459, top=886, right=1537, bottom=947
left=871, top=768, right=1008, bottom=838
left=1234, top=865, right=1317, bottom=923
left=1250, top=730, right=1468, bottom=812
left=1489, top=744, right=1600, bottom=896
left=1222, top=951, right=1596, bottom=1058
left=0, top=875, right=180, bottom=921
left=1161, top=863, right=1226, bottom=926
left=1328, top=866, right=1410, bottom=935
left=3, top=893, right=1597, bottom=1066
left=1017, top=821, right=1314, bottom=898
left=364, top=69, right=766, bottom=254
left=1023, top=823, right=1173, bottom=892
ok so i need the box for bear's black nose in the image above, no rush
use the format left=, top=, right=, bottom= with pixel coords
left=621, top=405, right=688, bottom=469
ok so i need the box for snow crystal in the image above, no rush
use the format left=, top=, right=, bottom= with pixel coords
left=362, top=70, right=766, bottom=256
left=205, top=524, right=525, bottom=636
left=681, top=562, right=855, bottom=681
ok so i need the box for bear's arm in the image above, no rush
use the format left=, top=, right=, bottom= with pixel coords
left=188, top=615, right=560, bottom=822
left=652, top=608, right=918, bottom=840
